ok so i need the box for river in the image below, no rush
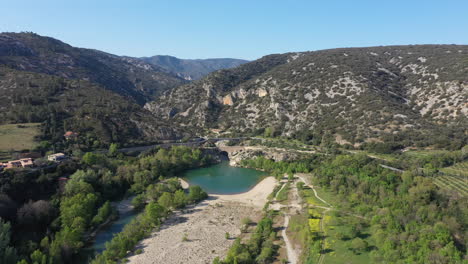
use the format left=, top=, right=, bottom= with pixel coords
left=182, top=161, right=266, bottom=194
left=82, top=162, right=265, bottom=262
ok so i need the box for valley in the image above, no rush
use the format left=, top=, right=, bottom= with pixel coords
left=0, top=32, right=466, bottom=264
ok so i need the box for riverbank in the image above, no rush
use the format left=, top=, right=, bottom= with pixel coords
left=211, top=176, right=276, bottom=208
left=127, top=176, right=277, bottom=264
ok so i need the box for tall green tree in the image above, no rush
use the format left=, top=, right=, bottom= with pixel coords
left=0, top=219, right=17, bottom=264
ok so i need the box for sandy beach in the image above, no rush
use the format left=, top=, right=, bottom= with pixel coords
left=211, top=176, right=276, bottom=208
left=127, top=176, right=277, bottom=264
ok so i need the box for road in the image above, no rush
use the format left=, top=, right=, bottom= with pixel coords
left=117, top=137, right=253, bottom=153
left=379, top=164, right=404, bottom=173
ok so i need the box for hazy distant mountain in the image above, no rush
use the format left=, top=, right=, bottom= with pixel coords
left=140, top=55, right=249, bottom=80
left=146, top=45, right=468, bottom=148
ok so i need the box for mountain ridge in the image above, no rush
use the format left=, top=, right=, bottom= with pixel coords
left=0, top=32, right=186, bottom=145
left=0, top=32, right=186, bottom=104
left=146, top=44, right=468, bottom=148
left=140, top=55, right=248, bottom=80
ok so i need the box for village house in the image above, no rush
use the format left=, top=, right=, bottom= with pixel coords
left=48, top=153, right=67, bottom=162
left=0, top=158, right=35, bottom=170
left=64, top=131, right=79, bottom=140
left=20, top=158, right=34, bottom=168
left=6, top=160, right=22, bottom=169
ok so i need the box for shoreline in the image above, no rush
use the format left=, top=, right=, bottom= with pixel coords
left=181, top=176, right=277, bottom=208
left=128, top=176, right=278, bottom=264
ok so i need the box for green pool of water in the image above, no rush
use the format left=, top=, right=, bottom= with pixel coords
left=183, top=162, right=266, bottom=194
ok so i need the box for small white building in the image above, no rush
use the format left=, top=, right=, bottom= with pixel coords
left=48, top=153, right=67, bottom=162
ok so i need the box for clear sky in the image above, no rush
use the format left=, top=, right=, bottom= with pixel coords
left=1, top=0, right=467, bottom=60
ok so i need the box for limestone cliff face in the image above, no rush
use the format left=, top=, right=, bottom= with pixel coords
left=223, top=94, right=234, bottom=105
left=146, top=45, right=468, bottom=145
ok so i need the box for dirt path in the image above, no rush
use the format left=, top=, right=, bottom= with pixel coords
left=295, top=174, right=332, bottom=264
left=317, top=207, right=330, bottom=264
left=271, top=178, right=301, bottom=264
left=296, top=174, right=332, bottom=208
left=282, top=214, right=298, bottom=264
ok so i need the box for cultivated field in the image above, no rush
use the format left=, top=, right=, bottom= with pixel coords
left=0, top=123, right=41, bottom=160
left=435, top=161, right=468, bottom=197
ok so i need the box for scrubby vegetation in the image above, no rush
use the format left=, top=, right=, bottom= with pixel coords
left=307, top=154, right=466, bottom=263
left=216, top=213, right=278, bottom=264
left=0, top=146, right=211, bottom=264
left=0, top=32, right=185, bottom=147
left=148, top=45, right=468, bottom=148
left=240, top=156, right=313, bottom=179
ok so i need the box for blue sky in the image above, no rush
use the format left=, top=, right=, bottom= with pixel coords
left=1, top=0, right=467, bottom=60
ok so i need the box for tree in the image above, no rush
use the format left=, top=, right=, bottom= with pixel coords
left=145, top=202, right=165, bottom=224
left=0, top=218, right=17, bottom=264
left=157, top=192, right=173, bottom=209
left=92, top=201, right=112, bottom=226
left=60, top=193, right=98, bottom=230
left=82, top=152, right=107, bottom=166
left=188, top=186, right=207, bottom=203
left=173, top=190, right=187, bottom=209
left=0, top=195, right=17, bottom=221
left=30, top=249, right=47, bottom=264
left=50, top=227, right=83, bottom=262
left=64, top=180, right=94, bottom=196
left=131, top=194, right=146, bottom=210
left=256, top=245, right=274, bottom=264
left=108, top=143, right=118, bottom=157
left=17, top=200, right=53, bottom=228
left=350, top=237, right=368, bottom=253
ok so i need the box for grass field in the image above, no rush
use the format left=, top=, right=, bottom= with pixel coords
left=300, top=184, right=374, bottom=264
left=0, top=123, right=41, bottom=161
left=276, top=182, right=290, bottom=203
left=323, top=218, right=374, bottom=264
left=301, top=188, right=329, bottom=207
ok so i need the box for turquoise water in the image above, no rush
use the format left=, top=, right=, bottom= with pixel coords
left=92, top=211, right=137, bottom=252
left=82, top=162, right=264, bottom=262
left=183, top=162, right=266, bottom=194
left=79, top=207, right=138, bottom=263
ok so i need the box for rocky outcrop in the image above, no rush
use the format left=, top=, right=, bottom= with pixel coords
left=222, top=94, right=234, bottom=105
left=146, top=45, right=468, bottom=146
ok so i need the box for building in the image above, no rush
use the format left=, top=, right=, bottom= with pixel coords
left=1, top=158, right=34, bottom=170
left=19, top=158, right=34, bottom=168
left=48, top=153, right=67, bottom=162
left=6, top=160, right=22, bottom=169
left=64, top=131, right=79, bottom=140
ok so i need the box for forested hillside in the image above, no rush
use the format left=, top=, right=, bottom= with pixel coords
left=0, top=32, right=185, bottom=104
left=147, top=45, right=468, bottom=149
left=0, top=33, right=187, bottom=146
